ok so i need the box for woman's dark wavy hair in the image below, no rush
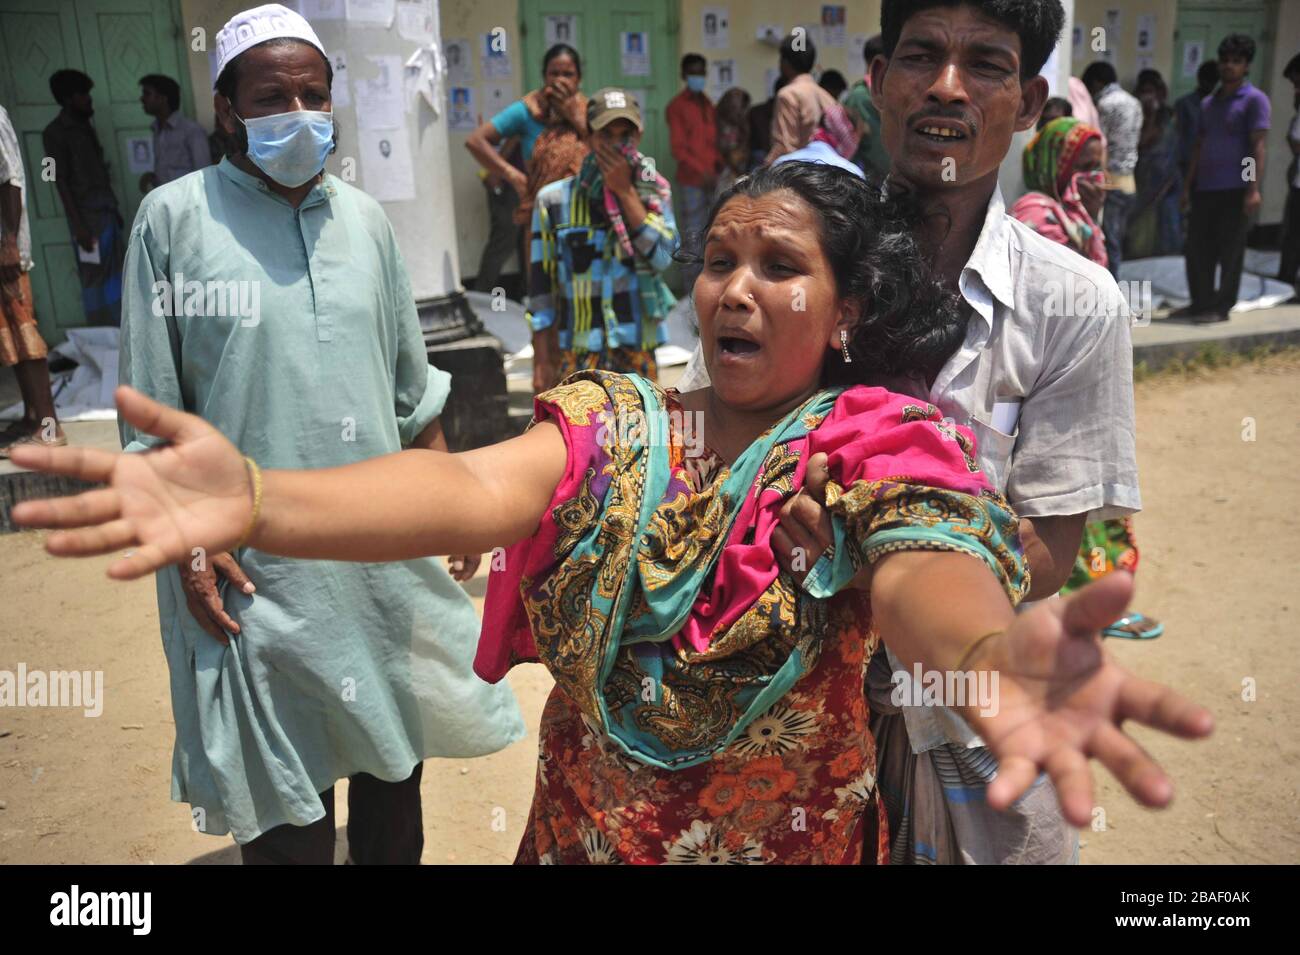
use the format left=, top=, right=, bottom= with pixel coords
left=676, top=161, right=964, bottom=385
left=543, top=43, right=582, bottom=77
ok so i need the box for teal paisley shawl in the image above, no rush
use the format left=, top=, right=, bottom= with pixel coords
left=477, top=371, right=1029, bottom=769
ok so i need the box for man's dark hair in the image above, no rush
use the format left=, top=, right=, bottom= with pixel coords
left=780, top=33, right=816, bottom=75
left=1082, top=60, right=1118, bottom=90
left=862, top=34, right=885, bottom=63
left=819, top=69, right=848, bottom=99
left=1194, top=60, right=1219, bottom=92
left=140, top=74, right=181, bottom=112
left=881, top=0, right=1065, bottom=79
left=1218, top=34, right=1256, bottom=64
left=1284, top=53, right=1300, bottom=82
left=678, top=162, right=964, bottom=382
left=681, top=53, right=706, bottom=76
left=49, top=69, right=93, bottom=106
left=215, top=38, right=333, bottom=99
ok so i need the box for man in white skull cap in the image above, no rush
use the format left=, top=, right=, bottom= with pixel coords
left=116, top=3, right=525, bottom=864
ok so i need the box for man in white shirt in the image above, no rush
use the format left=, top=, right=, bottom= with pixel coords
left=1083, top=60, right=1144, bottom=277
left=678, top=0, right=1139, bottom=864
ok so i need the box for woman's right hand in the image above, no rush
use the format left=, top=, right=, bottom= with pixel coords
left=10, top=386, right=254, bottom=580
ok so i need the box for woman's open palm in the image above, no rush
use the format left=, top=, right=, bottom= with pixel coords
left=972, top=572, right=1213, bottom=827
left=11, top=386, right=253, bottom=579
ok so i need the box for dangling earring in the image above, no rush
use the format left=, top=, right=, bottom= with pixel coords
left=840, top=329, right=852, bottom=364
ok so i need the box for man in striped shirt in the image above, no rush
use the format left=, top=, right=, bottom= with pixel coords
left=527, top=88, right=679, bottom=392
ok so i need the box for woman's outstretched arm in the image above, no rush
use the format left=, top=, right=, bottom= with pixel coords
left=870, top=550, right=1212, bottom=827
left=10, top=386, right=567, bottom=578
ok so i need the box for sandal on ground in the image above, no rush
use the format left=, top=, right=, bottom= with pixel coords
left=1102, top=612, right=1164, bottom=640
left=0, top=430, right=68, bottom=459
left=0, top=420, right=37, bottom=446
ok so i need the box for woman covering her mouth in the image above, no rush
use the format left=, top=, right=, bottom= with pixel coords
left=11, top=162, right=1211, bottom=865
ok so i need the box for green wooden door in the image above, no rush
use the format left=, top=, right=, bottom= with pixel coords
left=0, top=0, right=193, bottom=346
left=519, top=0, right=679, bottom=179
left=1170, top=2, right=1276, bottom=102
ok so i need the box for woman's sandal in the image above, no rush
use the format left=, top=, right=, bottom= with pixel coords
left=1102, top=612, right=1165, bottom=640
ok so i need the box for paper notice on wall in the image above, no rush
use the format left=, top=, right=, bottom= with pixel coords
left=126, top=137, right=153, bottom=175
left=482, top=33, right=512, bottom=79
left=448, top=86, right=476, bottom=131
left=396, top=0, right=434, bottom=45
left=702, top=6, right=729, bottom=50
left=544, top=15, right=578, bottom=49
left=482, top=83, right=513, bottom=117
left=847, top=33, right=868, bottom=78
left=820, top=6, right=846, bottom=48
left=1136, top=54, right=1155, bottom=75
left=1181, top=41, right=1205, bottom=78
left=709, top=58, right=735, bottom=99
left=444, top=38, right=472, bottom=84
left=406, top=44, right=442, bottom=117
left=355, top=54, right=404, bottom=129
left=301, top=0, right=345, bottom=19
left=621, top=32, right=649, bottom=76
left=1104, top=9, right=1121, bottom=47
left=328, top=50, right=351, bottom=108
left=1072, top=25, right=1084, bottom=61
left=756, top=23, right=782, bottom=46
left=1136, top=14, right=1155, bottom=54
left=346, top=0, right=394, bottom=27
left=360, top=126, right=415, bottom=203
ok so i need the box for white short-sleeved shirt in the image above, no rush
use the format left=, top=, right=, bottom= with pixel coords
left=0, top=105, right=33, bottom=272
left=677, top=185, right=1142, bottom=750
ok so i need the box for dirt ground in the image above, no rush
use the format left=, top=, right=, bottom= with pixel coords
left=1, top=355, right=1297, bottom=864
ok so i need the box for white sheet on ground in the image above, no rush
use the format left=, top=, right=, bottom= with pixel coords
left=0, top=327, right=119, bottom=423
left=1117, top=256, right=1293, bottom=313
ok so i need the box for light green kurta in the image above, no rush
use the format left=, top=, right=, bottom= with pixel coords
left=118, top=158, right=525, bottom=843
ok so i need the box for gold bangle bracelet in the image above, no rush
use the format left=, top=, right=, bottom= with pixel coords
left=234, top=456, right=263, bottom=551
left=954, top=629, right=1005, bottom=672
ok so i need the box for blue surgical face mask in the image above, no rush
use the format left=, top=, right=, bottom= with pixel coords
left=686, top=75, right=707, bottom=93
left=234, top=108, right=334, bottom=187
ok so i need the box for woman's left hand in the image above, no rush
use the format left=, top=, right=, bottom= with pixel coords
left=960, top=572, right=1213, bottom=826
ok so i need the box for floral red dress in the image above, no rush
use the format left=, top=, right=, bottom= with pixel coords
left=516, top=589, right=890, bottom=864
